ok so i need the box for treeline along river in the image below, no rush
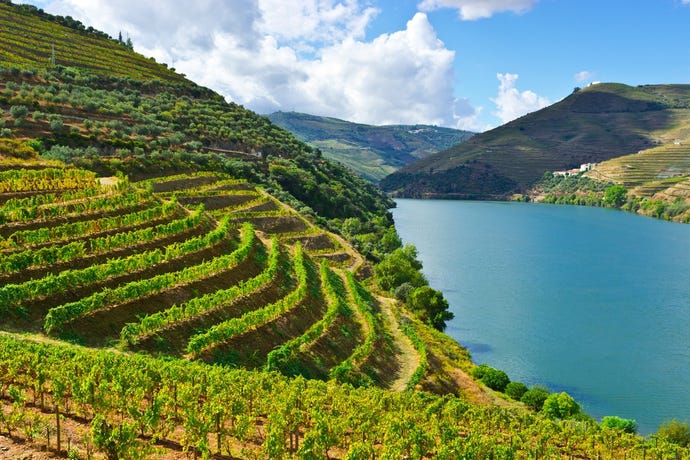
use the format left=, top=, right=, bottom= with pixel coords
left=392, top=199, right=690, bottom=434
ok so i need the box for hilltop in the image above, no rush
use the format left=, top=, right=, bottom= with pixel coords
left=267, top=111, right=473, bottom=182
left=380, top=83, right=690, bottom=212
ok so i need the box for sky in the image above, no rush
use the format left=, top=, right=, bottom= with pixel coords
left=19, top=0, right=690, bottom=132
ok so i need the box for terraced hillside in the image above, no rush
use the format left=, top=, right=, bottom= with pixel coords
left=0, top=162, right=434, bottom=391
left=588, top=143, right=690, bottom=199
left=0, top=1, right=184, bottom=82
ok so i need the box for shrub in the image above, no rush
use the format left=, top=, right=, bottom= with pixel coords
left=657, top=419, right=690, bottom=447
left=521, top=386, right=550, bottom=411
left=9, top=105, right=29, bottom=119
left=505, top=381, right=528, bottom=401
left=472, top=364, right=509, bottom=392
left=542, top=392, right=581, bottom=419
left=601, top=416, right=637, bottom=433
left=49, top=116, right=65, bottom=133
left=481, top=367, right=510, bottom=392
left=393, top=282, right=415, bottom=301
left=471, top=364, right=491, bottom=380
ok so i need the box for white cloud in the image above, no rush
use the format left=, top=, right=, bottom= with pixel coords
left=491, top=73, right=549, bottom=124
left=574, top=70, right=593, bottom=83
left=294, top=13, right=458, bottom=126
left=31, top=1, right=479, bottom=129
left=258, top=0, right=379, bottom=46
left=418, top=0, right=538, bottom=20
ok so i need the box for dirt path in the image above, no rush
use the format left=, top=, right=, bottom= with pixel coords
left=377, top=295, right=421, bottom=391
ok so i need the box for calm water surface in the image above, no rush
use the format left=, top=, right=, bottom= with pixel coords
left=392, top=199, right=690, bottom=434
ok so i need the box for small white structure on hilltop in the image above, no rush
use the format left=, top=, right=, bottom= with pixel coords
left=579, top=163, right=596, bottom=172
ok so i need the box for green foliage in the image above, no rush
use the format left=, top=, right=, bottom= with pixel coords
left=471, top=364, right=511, bottom=392
left=481, top=367, right=510, bottom=392
left=407, top=286, right=454, bottom=331
left=541, top=392, right=581, bottom=420
left=374, top=244, right=426, bottom=292
left=505, top=381, right=528, bottom=401
left=91, top=414, right=143, bottom=460
left=603, top=184, right=628, bottom=207
left=9, top=104, right=28, bottom=119
left=520, top=386, right=550, bottom=411
left=393, top=282, right=415, bottom=301
left=601, top=415, right=637, bottom=433
left=657, top=419, right=690, bottom=447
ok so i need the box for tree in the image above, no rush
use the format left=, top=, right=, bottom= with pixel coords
left=603, top=184, right=627, bottom=207
left=520, top=386, right=550, bottom=411
left=657, top=419, right=690, bottom=447
left=407, top=286, right=454, bottom=331
left=374, top=244, right=426, bottom=292
left=601, top=416, right=637, bottom=433
left=505, top=381, right=528, bottom=401
left=541, top=392, right=580, bottom=419
left=9, top=105, right=29, bottom=120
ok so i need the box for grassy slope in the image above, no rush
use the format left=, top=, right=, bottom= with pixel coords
left=268, top=111, right=473, bottom=182
left=381, top=83, right=690, bottom=202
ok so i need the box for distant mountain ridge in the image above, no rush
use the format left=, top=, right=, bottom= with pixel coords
left=380, top=83, right=690, bottom=200
left=267, top=111, right=474, bottom=182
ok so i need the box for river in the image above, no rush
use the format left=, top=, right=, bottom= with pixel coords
left=392, top=199, right=690, bottom=434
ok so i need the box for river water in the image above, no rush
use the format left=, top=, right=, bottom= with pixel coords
left=392, top=199, right=690, bottom=434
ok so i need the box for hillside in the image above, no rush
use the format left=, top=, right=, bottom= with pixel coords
left=381, top=83, right=690, bottom=205
left=268, top=111, right=473, bottom=182
left=0, top=1, right=185, bottom=83
left=0, top=2, right=688, bottom=458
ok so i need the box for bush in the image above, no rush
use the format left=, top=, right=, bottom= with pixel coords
left=521, top=386, right=550, bottom=411
left=471, top=364, right=491, bottom=380
left=9, top=105, right=28, bottom=119
left=49, top=116, right=65, bottom=133
left=472, top=364, right=509, bottom=392
left=603, top=184, right=627, bottom=207
left=393, top=282, right=415, bottom=301
left=657, top=419, right=690, bottom=447
left=481, top=367, right=510, bottom=392
left=505, top=381, right=528, bottom=401
left=541, top=392, right=581, bottom=419
left=601, top=416, right=637, bottom=434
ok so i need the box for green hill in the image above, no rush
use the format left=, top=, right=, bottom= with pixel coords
left=380, top=83, right=690, bottom=205
left=267, top=111, right=473, bottom=182
left=0, top=3, right=688, bottom=458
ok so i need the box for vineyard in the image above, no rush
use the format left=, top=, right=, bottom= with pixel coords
left=0, top=161, right=449, bottom=457
left=0, top=156, right=687, bottom=460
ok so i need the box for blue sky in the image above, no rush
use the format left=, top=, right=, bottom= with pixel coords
left=21, top=0, right=690, bottom=131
